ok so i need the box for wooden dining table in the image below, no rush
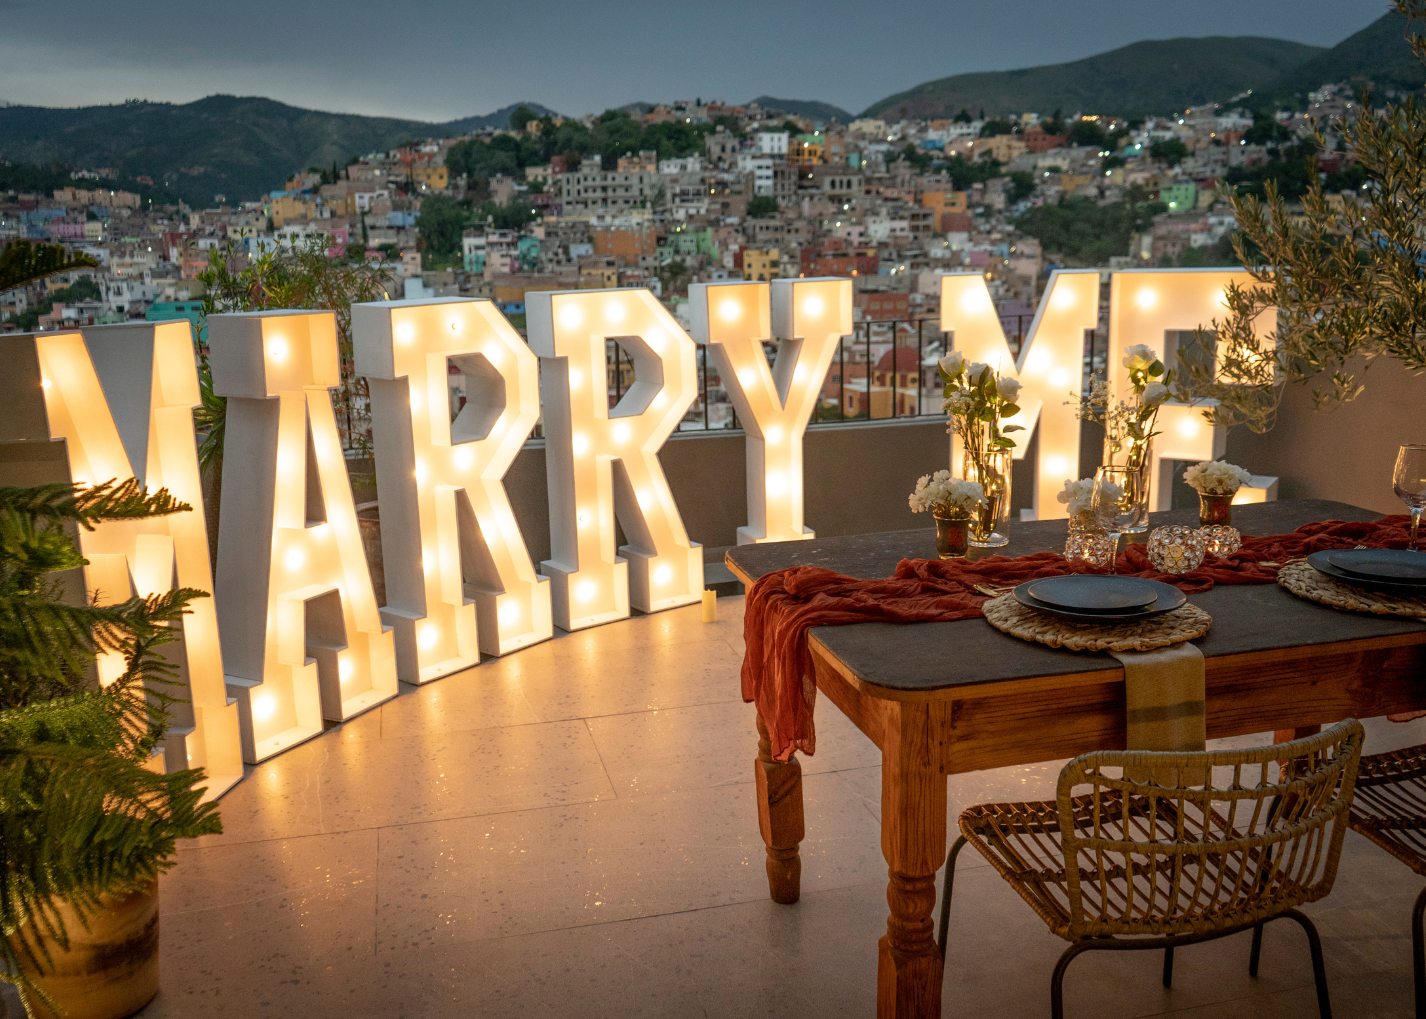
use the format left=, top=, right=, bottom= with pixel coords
left=724, top=499, right=1426, bottom=1019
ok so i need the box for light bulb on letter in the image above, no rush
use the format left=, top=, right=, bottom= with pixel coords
left=1179, top=417, right=1199, bottom=437
left=653, top=564, right=673, bottom=586
left=576, top=580, right=597, bottom=603
left=719, top=299, right=741, bottom=322
left=268, top=338, right=288, bottom=362
left=396, top=323, right=415, bottom=345
left=559, top=304, right=582, bottom=329
left=418, top=625, right=439, bottom=650
left=604, top=301, right=625, bottom=323
left=453, top=446, right=473, bottom=471
left=284, top=548, right=304, bottom=572
left=766, top=426, right=783, bottom=445
left=253, top=693, right=277, bottom=722
left=1136, top=289, right=1157, bottom=310
left=572, top=433, right=589, bottom=456
left=611, top=422, right=631, bottom=445
left=802, top=295, right=824, bottom=317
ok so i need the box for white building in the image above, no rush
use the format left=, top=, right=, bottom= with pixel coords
left=756, top=131, right=789, bottom=157
left=658, top=156, right=702, bottom=175
left=737, top=154, right=775, bottom=196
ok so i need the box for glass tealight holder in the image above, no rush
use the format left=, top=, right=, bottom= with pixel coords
left=1147, top=524, right=1206, bottom=574
left=1199, top=524, right=1242, bottom=557
left=1064, top=530, right=1115, bottom=568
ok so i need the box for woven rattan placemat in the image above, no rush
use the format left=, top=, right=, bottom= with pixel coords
left=1278, top=560, right=1426, bottom=620
left=982, top=595, right=1212, bottom=652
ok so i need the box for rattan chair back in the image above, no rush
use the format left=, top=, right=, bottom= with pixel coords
left=1055, top=719, right=1364, bottom=939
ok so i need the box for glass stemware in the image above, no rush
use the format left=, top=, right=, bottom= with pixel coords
left=1394, top=444, right=1426, bottom=552
left=1092, top=465, right=1139, bottom=576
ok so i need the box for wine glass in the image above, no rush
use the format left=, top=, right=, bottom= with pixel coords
left=1093, top=465, right=1140, bottom=575
left=1394, top=444, right=1426, bottom=552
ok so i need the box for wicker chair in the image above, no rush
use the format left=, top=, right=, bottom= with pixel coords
left=1346, top=743, right=1426, bottom=1019
left=938, top=719, right=1365, bottom=1019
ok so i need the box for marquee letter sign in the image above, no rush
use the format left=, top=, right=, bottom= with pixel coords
left=1107, top=268, right=1274, bottom=509
left=208, top=310, right=397, bottom=763
left=353, top=297, right=552, bottom=683
left=0, top=323, right=244, bottom=795
left=689, top=277, right=852, bottom=543
left=940, top=270, right=1100, bottom=519
left=525, top=288, right=703, bottom=631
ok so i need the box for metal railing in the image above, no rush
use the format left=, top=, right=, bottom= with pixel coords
left=438, top=314, right=1111, bottom=445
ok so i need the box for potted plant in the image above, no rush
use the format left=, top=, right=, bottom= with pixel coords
left=0, top=479, right=222, bottom=1019
left=908, top=471, right=985, bottom=559
left=938, top=352, right=1022, bottom=547
left=1184, top=459, right=1253, bottom=527
left=1075, top=345, right=1173, bottom=532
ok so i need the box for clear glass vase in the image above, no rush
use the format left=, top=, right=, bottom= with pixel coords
left=965, top=450, right=1011, bottom=548
left=933, top=512, right=971, bottom=559
left=1101, top=434, right=1151, bottom=533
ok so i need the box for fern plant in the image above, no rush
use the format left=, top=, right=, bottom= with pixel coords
left=0, top=479, right=223, bottom=1015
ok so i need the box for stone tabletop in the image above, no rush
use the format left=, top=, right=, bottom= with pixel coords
left=725, top=500, right=1426, bottom=693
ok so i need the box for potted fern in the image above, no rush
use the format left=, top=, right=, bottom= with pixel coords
left=0, top=479, right=222, bottom=1019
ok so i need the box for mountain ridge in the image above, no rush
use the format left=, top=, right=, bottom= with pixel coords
left=0, top=95, right=556, bottom=205
left=860, top=36, right=1325, bottom=120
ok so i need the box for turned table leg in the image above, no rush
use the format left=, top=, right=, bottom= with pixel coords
left=755, top=712, right=805, bottom=904
left=878, top=702, right=949, bottom=1019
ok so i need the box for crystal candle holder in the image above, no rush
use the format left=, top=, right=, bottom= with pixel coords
left=1199, top=524, right=1242, bottom=557
left=1064, top=530, right=1115, bottom=568
left=1147, top=524, right=1206, bottom=574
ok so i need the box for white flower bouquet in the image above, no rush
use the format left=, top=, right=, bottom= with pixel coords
left=1184, top=460, right=1253, bottom=496
left=1075, top=344, right=1177, bottom=472
left=909, top=471, right=986, bottom=518
left=1056, top=476, right=1122, bottom=530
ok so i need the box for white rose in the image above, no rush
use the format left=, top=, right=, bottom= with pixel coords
left=997, top=377, right=1023, bottom=402
left=1122, top=343, right=1157, bottom=370
left=938, top=351, right=965, bottom=377
left=966, top=362, right=990, bottom=384
left=1142, top=381, right=1170, bottom=406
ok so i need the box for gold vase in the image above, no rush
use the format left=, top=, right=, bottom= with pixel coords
left=933, top=512, right=971, bottom=559
left=11, top=882, right=159, bottom=1019
left=965, top=450, right=1011, bottom=548
left=1198, top=492, right=1233, bottom=527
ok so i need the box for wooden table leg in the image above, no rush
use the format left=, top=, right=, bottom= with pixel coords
left=755, top=712, right=804, bottom=904
left=1275, top=725, right=1323, bottom=744
left=878, top=702, right=949, bottom=1019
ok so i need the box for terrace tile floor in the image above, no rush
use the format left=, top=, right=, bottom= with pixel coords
left=101, top=596, right=1426, bottom=1017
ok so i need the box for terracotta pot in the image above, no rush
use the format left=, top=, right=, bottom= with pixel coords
left=13, top=883, right=159, bottom=1019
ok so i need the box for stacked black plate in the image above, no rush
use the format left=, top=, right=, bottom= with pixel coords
left=1012, top=574, right=1188, bottom=624
left=1307, top=549, right=1426, bottom=596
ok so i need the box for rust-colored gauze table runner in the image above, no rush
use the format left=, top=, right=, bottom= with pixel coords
left=742, top=516, right=1417, bottom=762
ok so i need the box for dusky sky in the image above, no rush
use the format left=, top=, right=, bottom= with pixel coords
left=0, top=0, right=1391, bottom=122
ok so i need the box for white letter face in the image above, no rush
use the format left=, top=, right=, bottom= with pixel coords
left=208, top=310, right=397, bottom=764
left=525, top=288, right=703, bottom=631
left=353, top=297, right=551, bottom=682
left=689, top=277, right=852, bottom=544
left=940, top=271, right=1100, bottom=519
left=1107, top=269, right=1274, bottom=509
left=8, top=323, right=244, bottom=795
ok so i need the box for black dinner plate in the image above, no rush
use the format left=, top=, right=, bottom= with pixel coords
left=1024, top=575, right=1159, bottom=612
left=1325, top=549, right=1426, bottom=583
left=1308, top=551, right=1426, bottom=595
left=1012, top=578, right=1187, bottom=625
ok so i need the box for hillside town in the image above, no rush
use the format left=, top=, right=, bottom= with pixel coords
left=0, top=87, right=1366, bottom=429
